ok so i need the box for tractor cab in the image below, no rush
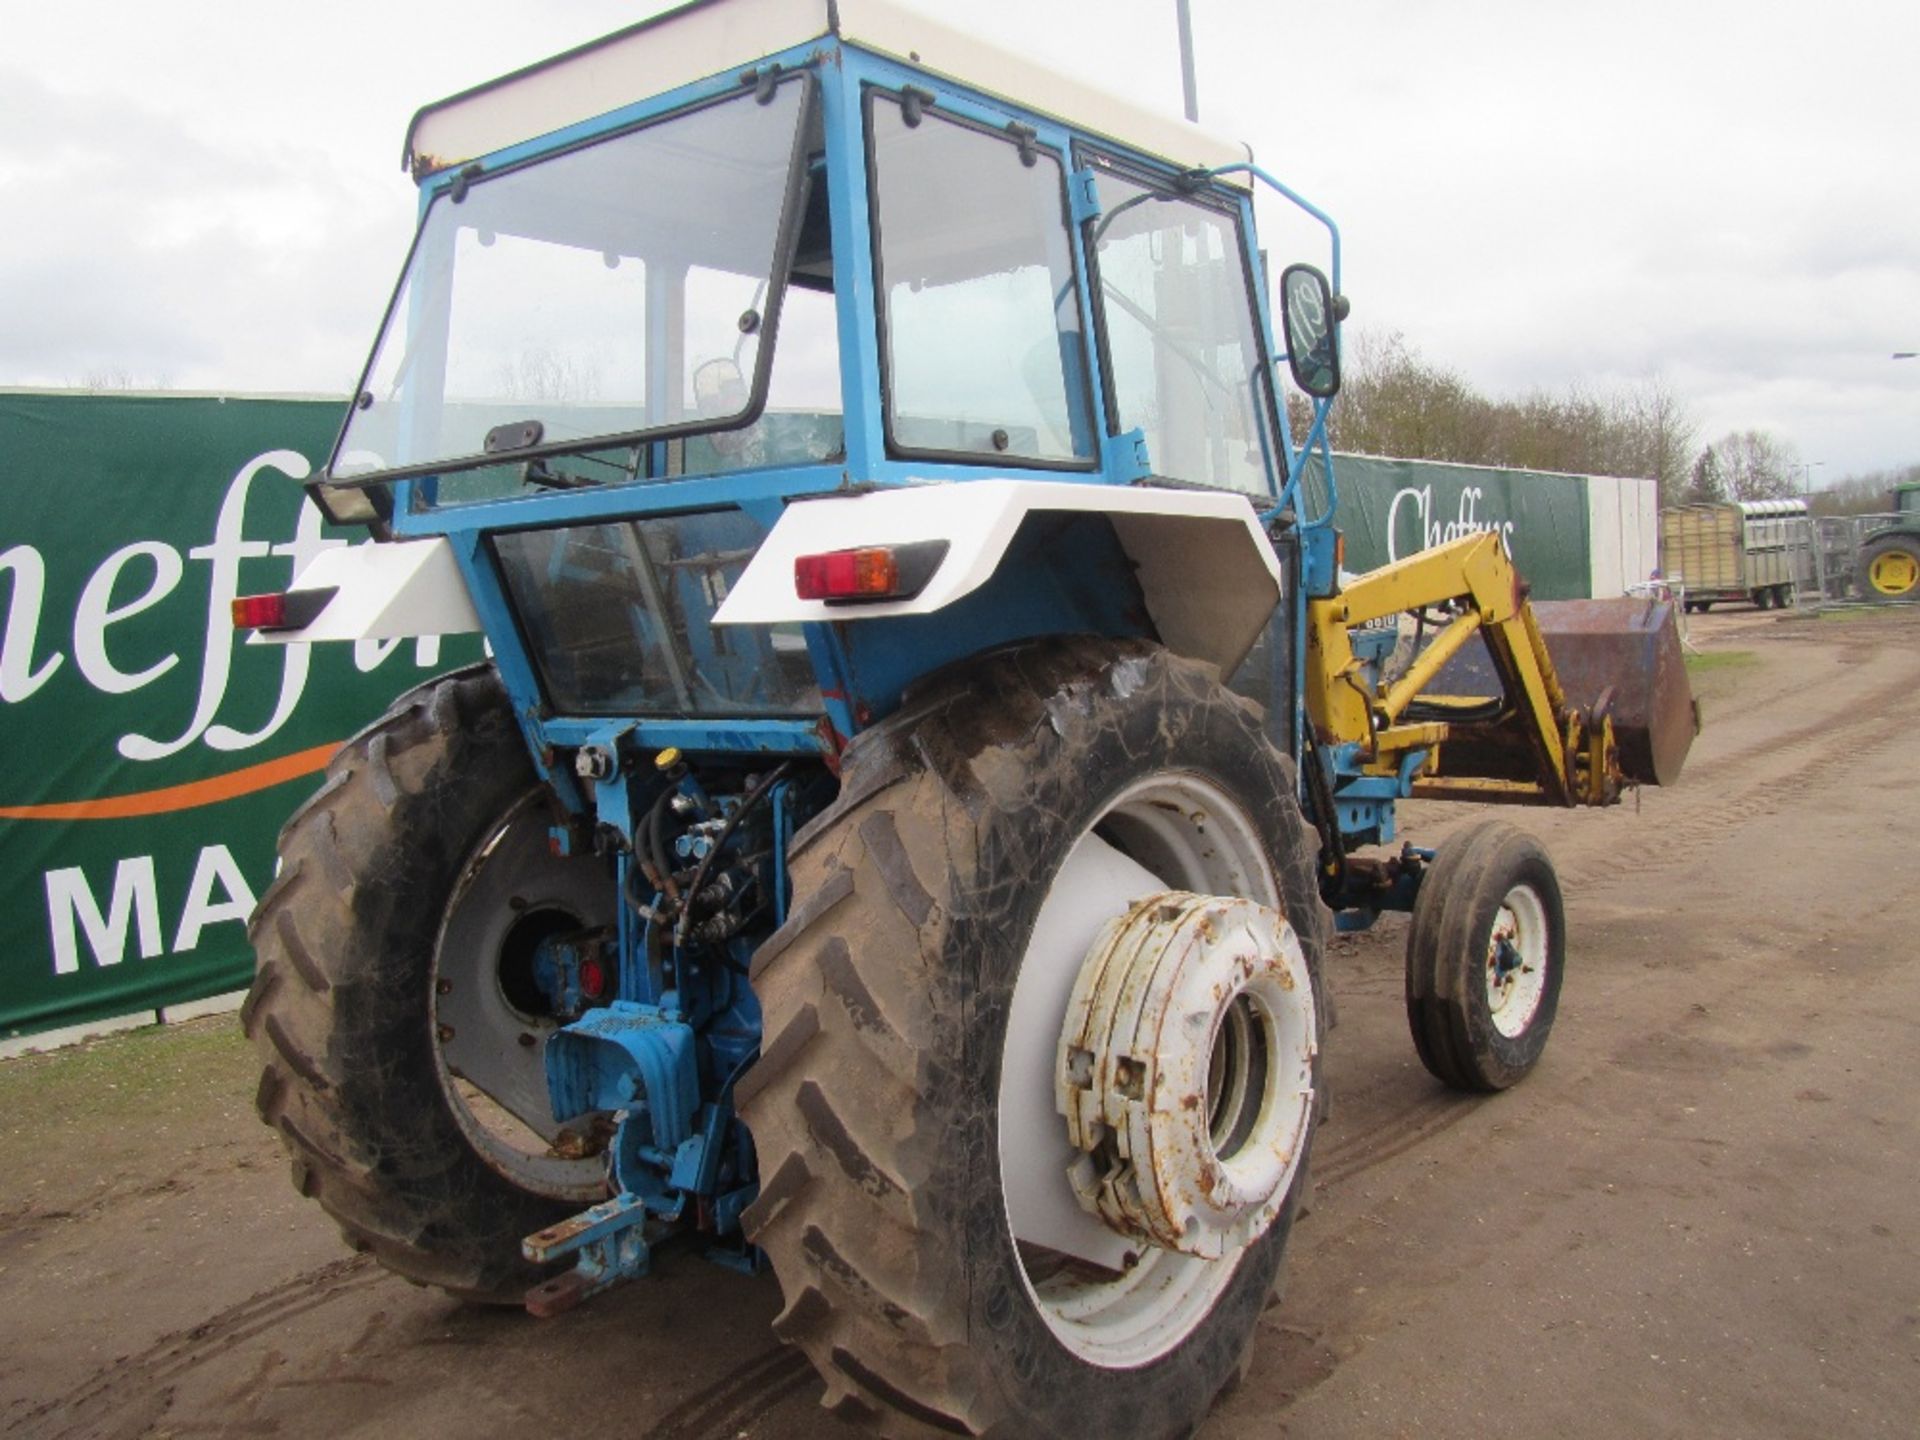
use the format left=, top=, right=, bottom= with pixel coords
left=296, top=0, right=1345, bottom=769
left=317, top=6, right=1318, bottom=511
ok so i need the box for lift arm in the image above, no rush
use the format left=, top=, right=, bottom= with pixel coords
left=1305, top=531, right=1621, bottom=808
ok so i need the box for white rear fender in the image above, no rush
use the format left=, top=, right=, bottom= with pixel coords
left=250, top=538, right=483, bottom=644
left=713, top=481, right=1284, bottom=675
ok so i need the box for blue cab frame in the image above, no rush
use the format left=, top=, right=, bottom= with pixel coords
left=355, top=32, right=1346, bottom=821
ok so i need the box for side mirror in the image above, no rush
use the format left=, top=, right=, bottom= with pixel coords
left=1279, top=264, right=1343, bottom=399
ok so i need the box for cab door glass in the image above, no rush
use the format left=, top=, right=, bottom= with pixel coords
left=869, top=93, right=1093, bottom=464
left=1087, top=166, right=1276, bottom=496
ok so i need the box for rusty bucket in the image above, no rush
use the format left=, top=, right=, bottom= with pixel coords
left=1438, top=595, right=1699, bottom=788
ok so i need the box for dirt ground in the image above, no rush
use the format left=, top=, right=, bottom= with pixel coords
left=4, top=604, right=1918, bottom=1440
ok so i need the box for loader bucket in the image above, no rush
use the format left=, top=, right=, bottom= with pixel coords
left=1529, top=596, right=1697, bottom=787
left=1439, top=595, right=1697, bottom=788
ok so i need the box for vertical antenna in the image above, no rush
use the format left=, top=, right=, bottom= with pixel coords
left=1175, top=0, right=1199, bottom=122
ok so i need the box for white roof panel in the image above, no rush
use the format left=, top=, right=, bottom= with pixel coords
left=404, top=0, right=1249, bottom=181
left=405, top=0, right=832, bottom=174
left=834, top=0, right=1249, bottom=178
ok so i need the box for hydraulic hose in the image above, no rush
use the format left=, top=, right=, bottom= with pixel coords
left=674, top=761, right=793, bottom=946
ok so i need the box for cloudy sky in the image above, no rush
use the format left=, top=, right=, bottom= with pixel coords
left=4, top=0, right=1916, bottom=481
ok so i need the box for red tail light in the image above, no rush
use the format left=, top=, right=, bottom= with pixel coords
left=230, top=586, right=337, bottom=632
left=793, top=541, right=949, bottom=605
left=231, top=594, right=288, bottom=630
left=796, top=547, right=898, bottom=600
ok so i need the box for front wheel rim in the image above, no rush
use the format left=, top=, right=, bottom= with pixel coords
left=1485, top=883, right=1551, bottom=1038
left=998, top=773, right=1312, bottom=1367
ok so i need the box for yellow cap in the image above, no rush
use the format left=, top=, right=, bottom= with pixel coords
left=655, top=747, right=682, bottom=770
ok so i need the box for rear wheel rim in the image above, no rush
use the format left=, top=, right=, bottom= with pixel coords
left=432, top=790, right=610, bottom=1202
left=1485, top=883, right=1550, bottom=1038
left=1870, top=550, right=1918, bottom=596
left=998, top=773, right=1310, bottom=1367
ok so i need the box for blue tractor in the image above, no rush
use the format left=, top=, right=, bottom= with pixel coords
left=239, top=4, right=1691, bottom=1435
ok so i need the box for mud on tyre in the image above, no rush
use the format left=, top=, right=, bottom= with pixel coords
left=243, top=667, right=612, bottom=1301
left=738, top=638, right=1330, bottom=1439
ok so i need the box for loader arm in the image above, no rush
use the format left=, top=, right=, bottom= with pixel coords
left=1306, top=530, right=1626, bottom=809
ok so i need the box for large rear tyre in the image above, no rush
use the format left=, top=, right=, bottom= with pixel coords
left=1860, top=536, right=1920, bottom=599
left=1405, top=819, right=1564, bottom=1092
left=243, top=668, right=614, bottom=1300
left=739, top=638, right=1329, bottom=1440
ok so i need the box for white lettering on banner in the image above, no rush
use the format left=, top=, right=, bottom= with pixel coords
left=355, top=634, right=444, bottom=671
left=120, top=450, right=310, bottom=761
left=0, top=544, right=64, bottom=701
left=204, top=491, right=345, bottom=751
left=1386, top=484, right=1518, bottom=564
left=44, top=855, right=164, bottom=975
left=43, top=845, right=257, bottom=976
left=0, top=446, right=446, bottom=760
left=73, top=541, right=185, bottom=693
left=171, top=844, right=258, bottom=952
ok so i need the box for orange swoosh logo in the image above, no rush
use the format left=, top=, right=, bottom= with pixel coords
left=0, top=741, right=341, bottom=821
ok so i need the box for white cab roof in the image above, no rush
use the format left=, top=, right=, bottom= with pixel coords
left=405, top=0, right=1250, bottom=182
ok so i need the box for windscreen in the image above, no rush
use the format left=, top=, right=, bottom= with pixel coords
left=331, top=80, right=810, bottom=485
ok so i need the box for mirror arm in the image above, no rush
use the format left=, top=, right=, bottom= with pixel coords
left=1191, top=161, right=1342, bottom=295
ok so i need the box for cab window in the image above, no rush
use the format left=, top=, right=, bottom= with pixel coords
left=1085, top=161, right=1277, bottom=496
left=867, top=92, right=1094, bottom=465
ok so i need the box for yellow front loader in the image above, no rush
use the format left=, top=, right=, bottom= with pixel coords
left=1298, top=528, right=1696, bottom=1089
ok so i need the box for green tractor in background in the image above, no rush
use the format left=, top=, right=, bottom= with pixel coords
left=1859, top=481, right=1920, bottom=600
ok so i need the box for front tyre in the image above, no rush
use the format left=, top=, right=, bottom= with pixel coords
left=739, top=639, right=1329, bottom=1439
left=1404, top=818, right=1565, bottom=1092
left=243, top=668, right=613, bottom=1300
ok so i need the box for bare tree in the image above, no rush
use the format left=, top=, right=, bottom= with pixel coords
left=75, top=368, right=175, bottom=393
left=1617, top=376, right=1697, bottom=507
left=1323, top=330, right=1496, bottom=464
left=1811, top=463, right=1920, bottom=516
left=495, top=347, right=602, bottom=403
left=1692, top=430, right=1800, bottom=502
left=1315, top=328, right=1697, bottom=499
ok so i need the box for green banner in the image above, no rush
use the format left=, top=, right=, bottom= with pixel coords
left=1324, top=454, right=1595, bottom=600
left=0, top=393, right=482, bottom=1038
